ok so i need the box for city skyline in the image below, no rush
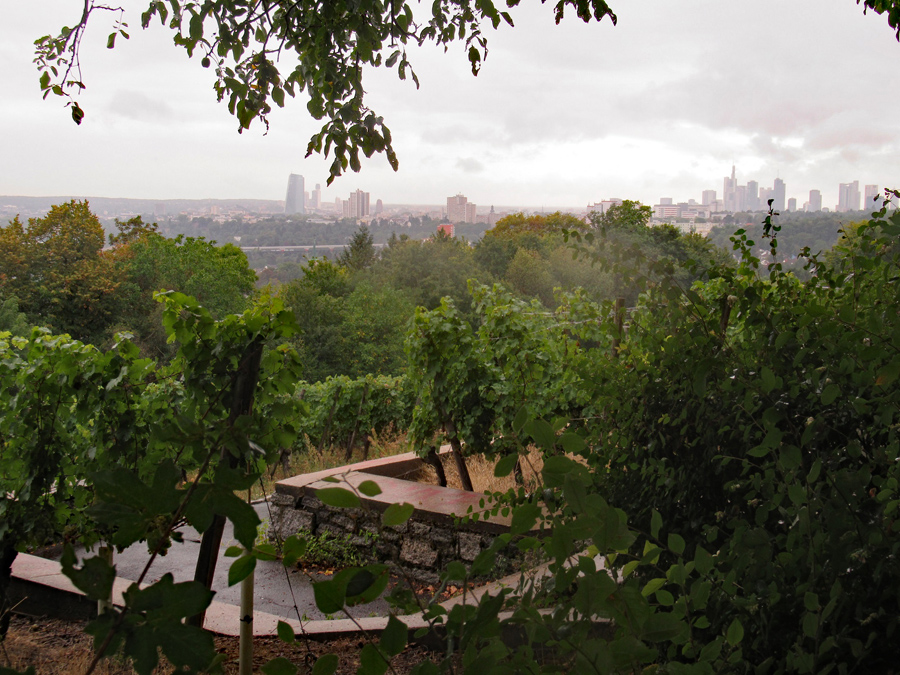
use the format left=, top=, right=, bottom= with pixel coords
left=1, top=1, right=899, bottom=209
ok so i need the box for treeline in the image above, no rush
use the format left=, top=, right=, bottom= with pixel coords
left=1, top=200, right=729, bottom=382
left=159, top=213, right=491, bottom=247
left=0, top=201, right=255, bottom=356
left=708, top=209, right=869, bottom=260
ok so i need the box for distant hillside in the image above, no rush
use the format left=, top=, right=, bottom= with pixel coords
left=0, top=195, right=284, bottom=221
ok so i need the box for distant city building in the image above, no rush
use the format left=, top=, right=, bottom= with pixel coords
left=747, top=180, right=759, bottom=212
left=701, top=190, right=717, bottom=206
left=864, top=184, right=880, bottom=209
left=437, top=223, right=455, bottom=237
left=838, top=181, right=860, bottom=212
left=285, top=174, right=306, bottom=215
left=348, top=189, right=370, bottom=219
left=723, top=165, right=737, bottom=212
left=808, top=189, right=822, bottom=212
left=312, top=184, right=322, bottom=210
left=586, top=198, right=624, bottom=216
left=787, top=197, right=797, bottom=212
left=335, top=197, right=342, bottom=214
left=375, top=199, right=384, bottom=214
left=773, top=178, right=786, bottom=212
left=660, top=197, right=673, bottom=205
left=447, top=194, right=476, bottom=223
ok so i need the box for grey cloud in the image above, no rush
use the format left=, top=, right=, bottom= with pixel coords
left=107, top=90, right=176, bottom=122
left=455, top=157, right=485, bottom=173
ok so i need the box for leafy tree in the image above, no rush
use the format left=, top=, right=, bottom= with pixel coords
left=0, top=296, right=28, bottom=337
left=589, top=199, right=652, bottom=232
left=0, top=201, right=123, bottom=344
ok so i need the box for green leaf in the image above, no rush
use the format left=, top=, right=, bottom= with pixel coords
left=512, top=405, right=529, bottom=433
left=642, top=612, right=684, bottom=642
left=821, top=383, right=840, bottom=405
left=313, top=579, right=346, bottom=614
left=283, top=535, right=307, bottom=567
left=380, top=615, right=408, bottom=657
left=107, top=32, right=116, bottom=49
left=359, top=643, right=389, bottom=675
left=276, top=620, right=295, bottom=644
left=667, top=533, right=685, bottom=556
left=560, top=431, right=585, bottom=453
left=510, top=502, right=540, bottom=535
left=650, top=510, right=663, bottom=540
left=358, top=480, right=382, bottom=497
left=726, top=618, right=744, bottom=646
left=316, top=487, right=361, bottom=508
left=382, top=502, right=414, bottom=527
left=60, top=547, right=115, bottom=602
left=262, top=658, right=298, bottom=675
left=524, top=418, right=556, bottom=449
left=494, top=453, right=518, bottom=477
left=804, top=591, right=819, bottom=612
left=224, top=545, right=243, bottom=558
left=693, top=546, right=713, bottom=576
left=642, top=578, right=666, bottom=597
left=312, top=654, right=339, bottom=675
left=227, top=555, right=256, bottom=587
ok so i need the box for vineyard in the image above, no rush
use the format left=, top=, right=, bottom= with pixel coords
left=3, top=197, right=900, bottom=673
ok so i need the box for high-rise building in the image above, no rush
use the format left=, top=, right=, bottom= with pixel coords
left=838, top=181, right=860, bottom=212
left=346, top=189, right=370, bottom=219
left=747, top=180, right=759, bottom=211
left=660, top=197, right=673, bottom=205
left=808, top=190, right=822, bottom=212
left=285, top=174, right=306, bottom=215
left=773, top=178, right=786, bottom=212
left=312, top=184, right=322, bottom=210
left=864, top=184, right=880, bottom=209
left=787, top=197, right=797, bottom=212
left=375, top=199, right=384, bottom=214
left=447, top=194, right=473, bottom=223
left=701, top=190, right=717, bottom=206
left=723, top=165, right=737, bottom=212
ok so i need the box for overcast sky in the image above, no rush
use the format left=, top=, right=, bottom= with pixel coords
left=2, top=0, right=899, bottom=210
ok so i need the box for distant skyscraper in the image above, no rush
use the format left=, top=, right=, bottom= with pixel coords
left=375, top=199, right=384, bottom=214
left=660, top=197, right=673, bottom=205
left=808, top=189, right=822, bottom=212
left=285, top=174, right=306, bottom=215
left=838, top=181, right=860, bottom=212
left=447, top=194, right=474, bottom=223
left=347, top=189, right=370, bottom=219
left=864, top=184, right=880, bottom=209
left=787, top=197, right=797, bottom=212
left=773, top=178, right=786, bottom=212
left=701, top=190, right=717, bottom=206
left=312, top=184, right=322, bottom=209
left=723, top=165, right=737, bottom=212
left=747, top=180, right=759, bottom=211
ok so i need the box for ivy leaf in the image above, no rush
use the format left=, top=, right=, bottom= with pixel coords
left=276, top=620, right=295, bottom=644
left=726, top=618, right=744, bottom=646
left=262, top=657, right=298, bottom=675
left=358, top=480, right=382, bottom=497
left=316, top=487, right=361, bottom=508
left=382, top=502, right=414, bottom=527
left=380, top=615, right=408, bottom=657
left=493, top=453, right=518, bottom=477
left=311, top=654, right=339, bottom=675
left=227, top=555, right=256, bottom=586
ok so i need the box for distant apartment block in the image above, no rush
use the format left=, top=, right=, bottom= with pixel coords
left=701, top=190, right=717, bottom=207
left=447, top=194, right=476, bottom=223
left=787, top=197, right=797, bottom=212
left=285, top=174, right=306, bottom=215
left=808, top=189, right=822, bottom=212
left=864, top=184, right=880, bottom=209
left=838, top=181, right=861, bottom=212
left=586, top=198, right=624, bottom=216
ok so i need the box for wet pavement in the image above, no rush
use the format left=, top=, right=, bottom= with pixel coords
left=73, top=501, right=393, bottom=622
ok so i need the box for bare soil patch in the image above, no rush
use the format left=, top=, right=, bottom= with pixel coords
left=1, top=615, right=439, bottom=675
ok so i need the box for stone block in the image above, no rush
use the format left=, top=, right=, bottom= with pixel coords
left=409, top=522, right=432, bottom=538
left=430, top=528, right=453, bottom=545
left=269, top=506, right=315, bottom=541
left=458, top=532, right=482, bottom=562
left=301, top=495, right=323, bottom=511
left=400, top=539, right=438, bottom=568
left=331, top=514, right=357, bottom=533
